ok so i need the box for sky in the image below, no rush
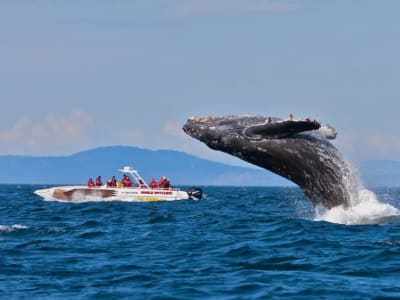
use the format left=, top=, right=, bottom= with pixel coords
left=1, top=0, right=400, bottom=166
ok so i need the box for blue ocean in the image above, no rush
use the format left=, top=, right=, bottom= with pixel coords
left=1, top=185, right=400, bottom=299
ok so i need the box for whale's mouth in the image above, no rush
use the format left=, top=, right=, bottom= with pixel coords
left=183, top=116, right=228, bottom=144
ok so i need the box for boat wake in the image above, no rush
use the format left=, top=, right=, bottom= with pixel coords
left=314, top=189, right=400, bottom=225
left=43, top=197, right=183, bottom=203
left=0, top=224, right=29, bottom=232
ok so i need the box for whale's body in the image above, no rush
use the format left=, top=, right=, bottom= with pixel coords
left=183, top=115, right=357, bottom=209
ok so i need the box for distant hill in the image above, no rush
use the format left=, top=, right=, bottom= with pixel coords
left=1, top=146, right=398, bottom=187
left=0, top=146, right=292, bottom=186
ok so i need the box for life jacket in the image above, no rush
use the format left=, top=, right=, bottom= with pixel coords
left=150, top=179, right=158, bottom=188
left=123, top=177, right=132, bottom=187
left=95, top=177, right=102, bottom=186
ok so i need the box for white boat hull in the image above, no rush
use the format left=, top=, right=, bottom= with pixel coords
left=34, top=186, right=195, bottom=202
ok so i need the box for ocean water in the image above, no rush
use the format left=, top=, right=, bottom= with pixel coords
left=1, top=185, right=400, bottom=299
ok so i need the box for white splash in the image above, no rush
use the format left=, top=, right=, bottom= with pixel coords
left=313, top=151, right=400, bottom=225
left=0, top=224, right=29, bottom=232
left=315, top=189, right=400, bottom=225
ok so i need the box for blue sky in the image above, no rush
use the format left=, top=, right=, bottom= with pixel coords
left=1, top=0, right=399, bottom=165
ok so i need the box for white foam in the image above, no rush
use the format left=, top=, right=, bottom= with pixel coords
left=315, top=189, right=400, bottom=225
left=0, top=224, right=29, bottom=232
left=312, top=150, right=400, bottom=225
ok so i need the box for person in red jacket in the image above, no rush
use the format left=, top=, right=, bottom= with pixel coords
left=110, top=176, right=117, bottom=187
left=107, top=176, right=117, bottom=187
left=149, top=178, right=158, bottom=188
left=95, top=176, right=102, bottom=187
left=87, top=178, right=95, bottom=188
left=121, top=175, right=133, bottom=187
left=158, top=176, right=171, bottom=189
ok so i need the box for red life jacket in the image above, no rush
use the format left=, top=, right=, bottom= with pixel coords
left=95, top=177, right=102, bottom=186
left=123, top=177, right=132, bottom=187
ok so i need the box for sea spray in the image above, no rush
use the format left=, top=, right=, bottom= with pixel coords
left=0, top=224, right=29, bottom=232
left=314, top=156, right=400, bottom=225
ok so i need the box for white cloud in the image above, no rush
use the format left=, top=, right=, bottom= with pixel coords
left=336, top=131, right=400, bottom=162
left=0, top=110, right=94, bottom=155
left=367, top=132, right=400, bottom=156
left=173, top=0, right=299, bottom=16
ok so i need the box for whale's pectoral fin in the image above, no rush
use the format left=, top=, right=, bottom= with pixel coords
left=244, top=119, right=321, bottom=140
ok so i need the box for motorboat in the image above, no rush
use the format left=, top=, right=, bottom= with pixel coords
left=34, top=166, right=203, bottom=202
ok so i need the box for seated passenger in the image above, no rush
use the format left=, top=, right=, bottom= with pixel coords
left=95, top=176, right=102, bottom=187
left=149, top=178, right=158, bottom=188
left=121, top=175, right=133, bottom=187
left=158, top=176, right=166, bottom=188
left=158, top=176, right=171, bottom=189
left=87, top=178, right=95, bottom=188
left=110, top=176, right=117, bottom=187
left=138, top=179, right=146, bottom=188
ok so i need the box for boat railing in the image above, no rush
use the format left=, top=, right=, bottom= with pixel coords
left=101, top=185, right=181, bottom=191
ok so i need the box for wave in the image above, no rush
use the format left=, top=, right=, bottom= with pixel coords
left=314, top=189, right=400, bottom=225
left=0, top=224, right=29, bottom=232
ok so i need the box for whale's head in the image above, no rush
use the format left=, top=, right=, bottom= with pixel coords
left=183, top=115, right=261, bottom=151
left=183, top=115, right=352, bottom=209
left=183, top=115, right=335, bottom=152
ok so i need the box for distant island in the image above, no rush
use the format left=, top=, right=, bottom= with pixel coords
left=0, top=146, right=291, bottom=186
left=0, top=145, right=398, bottom=187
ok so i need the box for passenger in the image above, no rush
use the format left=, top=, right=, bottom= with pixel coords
left=164, top=179, right=171, bottom=189
left=149, top=178, right=158, bottom=188
left=110, top=176, right=117, bottom=187
left=158, top=176, right=167, bottom=188
left=289, top=114, right=293, bottom=121
left=87, top=178, right=95, bottom=188
left=106, top=180, right=112, bottom=187
left=124, top=177, right=133, bottom=187
left=138, top=179, right=146, bottom=188
left=95, top=176, right=102, bottom=187
left=120, top=175, right=126, bottom=187
left=158, top=176, right=171, bottom=189
left=121, top=175, right=133, bottom=187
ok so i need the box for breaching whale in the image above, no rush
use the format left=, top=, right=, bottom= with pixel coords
left=183, top=115, right=358, bottom=209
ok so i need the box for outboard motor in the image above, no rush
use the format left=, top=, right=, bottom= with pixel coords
left=187, top=187, right=203, bottom=200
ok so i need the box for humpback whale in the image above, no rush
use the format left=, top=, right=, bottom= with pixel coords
left=183, top=115, right=358, bottom=209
